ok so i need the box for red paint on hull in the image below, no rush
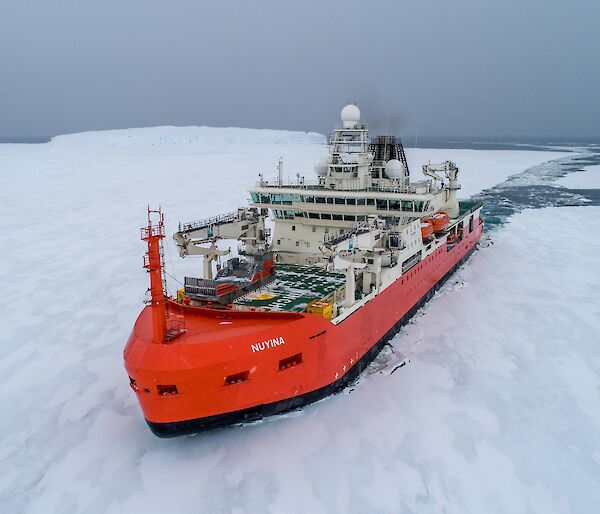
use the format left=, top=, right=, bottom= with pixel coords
left=124, top=219, right=483, bottom=428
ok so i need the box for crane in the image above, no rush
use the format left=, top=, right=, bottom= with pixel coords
left=173, top=207, right=269, bottom=279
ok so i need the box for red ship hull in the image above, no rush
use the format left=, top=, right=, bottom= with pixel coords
left=125, top=219, right=483, bottom=437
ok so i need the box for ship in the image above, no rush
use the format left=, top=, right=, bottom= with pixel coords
left=124, top=104, right=484, bottom=437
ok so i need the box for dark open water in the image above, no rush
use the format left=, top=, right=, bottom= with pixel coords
left=468, top=143, right=600, bottom=231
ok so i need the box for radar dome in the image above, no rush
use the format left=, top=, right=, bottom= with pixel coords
left=341, top=104, right=360, bottom=128
left=314, top=156, right=329, bottom=176
left=385, top=159, right=404, bottom=179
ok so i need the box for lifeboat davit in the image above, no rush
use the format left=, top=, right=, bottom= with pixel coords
left=420, top=221, right=433, bottom=239
left=429, top=212, right=450, bottom=232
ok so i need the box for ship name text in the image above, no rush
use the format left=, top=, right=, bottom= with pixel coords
left=251, top=336, right=286, bottom=353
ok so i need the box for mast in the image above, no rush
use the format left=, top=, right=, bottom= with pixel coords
left=141, top=207, right=168, bottom=343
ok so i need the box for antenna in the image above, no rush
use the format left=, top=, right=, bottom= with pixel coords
left=277, top=157, right=283, bottom=186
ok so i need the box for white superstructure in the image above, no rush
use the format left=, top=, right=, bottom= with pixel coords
left=248, top=104, right=462, bottom=266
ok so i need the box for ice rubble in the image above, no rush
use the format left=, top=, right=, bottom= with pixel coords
left=0, top=127, right=597, bottom=514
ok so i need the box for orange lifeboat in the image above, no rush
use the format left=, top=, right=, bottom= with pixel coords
left=420, top=221, right=433, bottom=239
left=430, top=212, right=450, bottom=232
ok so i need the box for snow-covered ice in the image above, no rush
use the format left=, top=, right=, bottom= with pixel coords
left=557, top=164, right=600, bottom=189
left=0, top=127, right=598, bottom=514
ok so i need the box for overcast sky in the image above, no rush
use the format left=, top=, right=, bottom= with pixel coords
left=1, top=0, right=598, bottom=140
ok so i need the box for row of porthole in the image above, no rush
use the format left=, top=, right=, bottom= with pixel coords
left=224, top=354, right=303, bottom=386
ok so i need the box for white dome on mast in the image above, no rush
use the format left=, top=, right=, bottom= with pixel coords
left=385, top=159, right=404, bottom=179
left=341, top=104, right=360, bottom=129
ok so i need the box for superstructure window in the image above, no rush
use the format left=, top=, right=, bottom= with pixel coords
left=309, top=212, right=320, bottom=219
left=388, top=200, right=401, bottom=210
left=304, top=196, right=314, bottom=203
left=316, top=196, right=326, bottom=204
left=333, top=214, right=343, bottom=221
left=260, top=194, right=270, bottom=203
left=343, top=215, right=356, bottom=221
left=326, top=197, right=334, bottom=204
left=402, top=201, right=414, bottom=211
left=357, top=198, right=366, bottom=206
left=321, top=213, right=332, bottom=220
left=376, top=199, right=388, bottom=210
left=250, top=193, right=259, bottom=202
left=346, top=198, right=356, bottom=205
left=367, top=199, right=375, bottom=206
left=334, top=198, right=345, bottom=205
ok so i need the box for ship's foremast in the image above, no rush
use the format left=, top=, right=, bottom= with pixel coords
left=141, top=208, right=185, bottom=343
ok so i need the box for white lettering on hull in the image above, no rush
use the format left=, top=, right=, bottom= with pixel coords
left=251, top=336, right=286, bottom=353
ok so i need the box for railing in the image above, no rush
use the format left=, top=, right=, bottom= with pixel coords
left=179, top=211, right=239, bottom=233
left=184, top=277, right=218, bottom=297
left=140, top=224, right=165, bottom=240
left=324, top=224, right=371, bottom=245
left=253, top=180, right=440, bottom=195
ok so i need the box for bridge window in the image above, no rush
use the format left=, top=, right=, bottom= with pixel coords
left=316, top=196, right=326, bottom=204
left=304, top=195, right=315, bottom=203
left=343, top=215, right=356, bottom=221
left=333, top=214, right=343, bottom=221
left=389, top=200, right=401, bottom=210
left=376, top=199, right=388, bottom=210
left=335, top=198, right=345, bottom=205
left=250, top=193, right=259, bottom=202
left=326, top=197, right=334, bottom=204
left=321, top=213, right=332, bottom=220
left=309, top=212, right=320, bottom=219
left=402, top=201, right=414, bottom=211
left=347, top=198, right=356, bottom=206
left=367, top=199, right=375, bottom=206
left=260, top=194, right=270, bottom=203
left=357, top=198, right=366, bottom=206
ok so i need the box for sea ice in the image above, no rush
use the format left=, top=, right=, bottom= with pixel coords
left=557, top=164, right=600, bottom=189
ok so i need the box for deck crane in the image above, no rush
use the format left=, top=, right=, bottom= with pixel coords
left=173, top=207, right=270, bottom=280
left=422, top=161, right=461, bottom=217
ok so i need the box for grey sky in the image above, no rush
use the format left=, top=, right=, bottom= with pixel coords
left=1, top=0, right=598, bottom=140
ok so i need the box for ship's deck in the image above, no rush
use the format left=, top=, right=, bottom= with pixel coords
left=234, top=264, right=345, bottom=312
